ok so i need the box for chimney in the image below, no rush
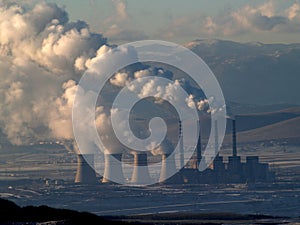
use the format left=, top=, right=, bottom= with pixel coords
left=232, top=119, right=237, bottom=157
left=75, top=154, right=97, bottom=184
left=159, top=153, right=176, bottom=183
left=102, top=153, right=124, bottom=183
left=196, top=120, right=202, bottom=169
left=131, top=152, right=151, bottom=184
left=214, top=120, right=219, bottom=156
left=179, top=121, right=184, bottom=168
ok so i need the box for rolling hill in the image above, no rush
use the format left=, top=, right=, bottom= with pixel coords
left=236, top=116, right=300, bottom=144
left=201, top=107, right=300, bottom=145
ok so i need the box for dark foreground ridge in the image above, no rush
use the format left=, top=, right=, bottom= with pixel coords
left=0, top=198, right=126, bottom=225
left=0, top=198, right=295, bottom=225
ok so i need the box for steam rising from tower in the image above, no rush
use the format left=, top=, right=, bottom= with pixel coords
left=0, top=2, right=107, bottom=146
left=0, top=1, right=214, bottom=185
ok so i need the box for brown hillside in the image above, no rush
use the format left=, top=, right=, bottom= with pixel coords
left=236, top=116, right=300, bottom=143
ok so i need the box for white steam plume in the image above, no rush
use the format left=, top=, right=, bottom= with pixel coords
left=0, top=1, right=212, bottom=158
left=0, top=2, right=106, bottom=146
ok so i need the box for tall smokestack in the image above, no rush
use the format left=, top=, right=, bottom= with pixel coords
left=179, top=121, right=184, bottom=168
left=214, top=120, right=219, bottom=156
left=196, top=120, right=202, bottom=169
left=75, top=154, right=97, bottom=184
left=159, top=153, right=176, bottom=183
left=131, top=152, right=151, bottom=184
left=102, top=153, right=124, bottom=183
left=232, top=119, right=237, bottom=157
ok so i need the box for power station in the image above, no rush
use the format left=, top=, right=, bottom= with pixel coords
left=74, top=118, right=275, bottom=185
left=177, top=118, right=275, bottom=184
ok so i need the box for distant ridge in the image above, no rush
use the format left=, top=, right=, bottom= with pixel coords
left=237, top=116, right=300, bottom=144
left=200, top=106, right=300, bottom=144
left=227, top=101, right=299, bottom=115
left=184, top=39, right=300, bottom=105
left=234, top=106, right=300, bottom=132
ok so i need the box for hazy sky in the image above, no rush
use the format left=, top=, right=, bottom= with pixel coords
left=47, top=0, right=300, bottom=44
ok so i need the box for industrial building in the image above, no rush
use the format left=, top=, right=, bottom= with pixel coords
left=74, top=118, right=275, bottom=185
left=171, top=119, right=276, bottom=184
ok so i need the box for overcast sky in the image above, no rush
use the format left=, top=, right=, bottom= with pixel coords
left=47, top=0, right=300, bottom=44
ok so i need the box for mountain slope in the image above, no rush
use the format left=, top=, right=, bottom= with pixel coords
left=236, top=116, right=300, bottom=144
left=185, top=39, right=300, bottom=105
left=234, top=106, right=300, bottom=132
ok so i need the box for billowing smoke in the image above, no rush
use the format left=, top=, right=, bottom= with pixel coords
left=187, top=94, right=226, bottom=116
left=0, top=2, right=106, bottom=145
left=109, top=66, right=173, bottom=88
left=0, top=1, right=207, bottom=157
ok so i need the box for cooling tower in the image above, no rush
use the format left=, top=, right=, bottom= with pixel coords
left=102, top=153, right=124, bottom=183
left=159, top=153, right=176, bottom=183
left=131, top=152, right=152, bottom=184
left=75, top=154, right=97, bottom=184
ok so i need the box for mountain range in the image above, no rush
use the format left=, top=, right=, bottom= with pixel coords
left=185, top=39, right=300, bottom=105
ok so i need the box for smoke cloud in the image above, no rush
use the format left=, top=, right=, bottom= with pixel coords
left=0, top=1, right=207, bottom=157
left=0, top=2, right=106, bottom=145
